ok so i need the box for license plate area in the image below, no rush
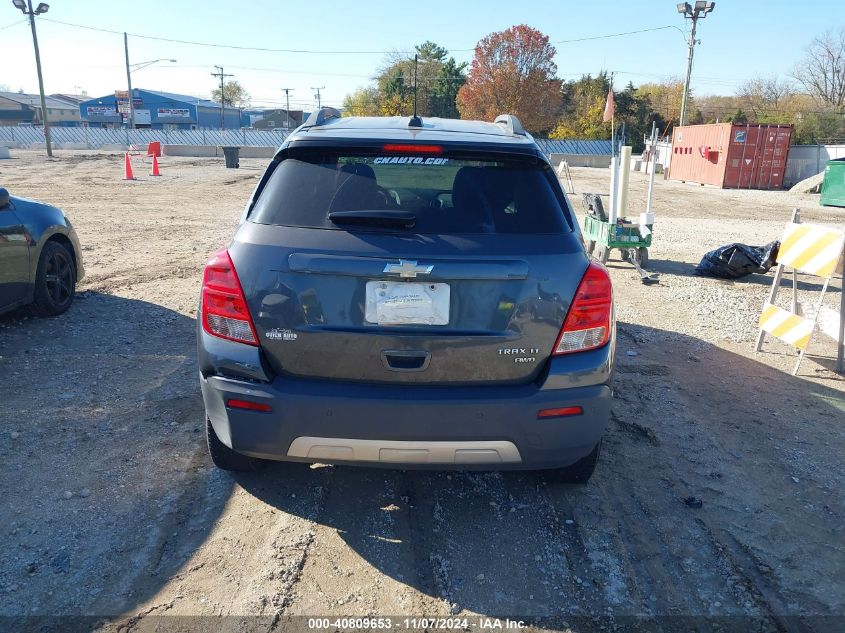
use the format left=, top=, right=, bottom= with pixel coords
left=365, top=281, right=450, bottom=325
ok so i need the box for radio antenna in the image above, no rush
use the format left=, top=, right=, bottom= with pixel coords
left=409, top=54, right=422, bottom=127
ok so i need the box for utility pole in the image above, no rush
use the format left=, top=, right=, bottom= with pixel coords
left=211, top=66, right=234, bottom=129
left=281, top=88, right=293, bottom=129
left=312, top=86, right=325, bottom=110
left=13, top=0, right=52, bottom=157
left=124, top=32, right=136, bottom=130
left=677, top=1, right=716, bottom=127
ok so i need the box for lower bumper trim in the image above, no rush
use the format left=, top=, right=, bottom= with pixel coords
left=287, top=437, right=522, bottom=465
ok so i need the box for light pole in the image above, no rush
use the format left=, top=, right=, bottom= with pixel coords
left=677, top=1, right=715, bottom=127
left=13, top=0, right=52, bottom=157
left=123, top=33, right=177, bottom=130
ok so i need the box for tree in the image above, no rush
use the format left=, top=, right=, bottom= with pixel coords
left=212, top=80, right=250, bottom=108
left=792, top=28, right=845, bottom=111
left=344, top=41, right=466, bottom=118
left=457, top=25, right=562, bottom=134
left=724, top=109, right=748, bottom=123
left=737, top=76, right=796, bottom=121
left=428, top=57, right=467, bottom=118
left=551, top=73, right=611, bottom=140
left=792, top=111, right=844, bottom=144
left=342, top=87, right=380, bottom=116
left=636, top=80, right=687, bottom=126
left=695, top=94, right=743, bottom=123
left=551, top=75, right=662, bottom=152
left=379, top=69, right=413, bottom=116
left=614, top=82, right=665, bottom=152
left=415, top=40, right=448, bottom=64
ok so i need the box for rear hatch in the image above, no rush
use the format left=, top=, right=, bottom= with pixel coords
left=232, top=142, right=588, bottom=386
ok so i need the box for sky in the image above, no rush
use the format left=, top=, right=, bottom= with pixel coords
left=0, top=0, right=839, bottom=110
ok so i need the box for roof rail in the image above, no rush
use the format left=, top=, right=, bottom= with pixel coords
left=494, top=114, right=526, bottom=136
left=303, top=107, right=342, bottom=128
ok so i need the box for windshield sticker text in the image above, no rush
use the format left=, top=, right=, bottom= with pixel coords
left=373, top=157, right=449, bottom=165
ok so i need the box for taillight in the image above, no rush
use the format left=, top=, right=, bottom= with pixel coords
left=382, top=144, right=443, bottom=154
left=201, top=249, right=258, bottom=345
left=552, top=262, right=612, bottom=355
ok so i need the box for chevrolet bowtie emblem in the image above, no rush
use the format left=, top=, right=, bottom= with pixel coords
left=383, top=260, right=434, bottom=278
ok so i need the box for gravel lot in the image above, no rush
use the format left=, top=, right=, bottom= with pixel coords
left=1, top=150, right=844, bottom=632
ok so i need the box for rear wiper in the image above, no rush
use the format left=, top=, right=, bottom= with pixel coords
left=328, top=210, right=416, bottom=229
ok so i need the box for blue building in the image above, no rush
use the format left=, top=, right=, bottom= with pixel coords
left=79, top=89, right=241, bottom=130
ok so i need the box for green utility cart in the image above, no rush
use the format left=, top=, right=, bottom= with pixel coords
left=581, top=194, right=653, bottom=266
left=820, top=158, right=845, bottom=208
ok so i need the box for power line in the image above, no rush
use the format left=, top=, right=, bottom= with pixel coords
left=0, top=19, right=26, bottom=31
left=39, top=17, right=683, bottom=55
left=552, top=25, right=679, bottom=44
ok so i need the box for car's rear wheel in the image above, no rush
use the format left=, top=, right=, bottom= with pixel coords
left=206, top=417, right=265, bottom=471
left=545, top=439, right=602, bottom=484
left=32, top=241, right=76, bottom=316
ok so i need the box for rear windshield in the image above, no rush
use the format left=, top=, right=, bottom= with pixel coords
left=249, top=149, right=571, bottom=234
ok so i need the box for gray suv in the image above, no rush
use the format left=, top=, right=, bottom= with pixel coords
left=198, top=109, right=615, bottom=482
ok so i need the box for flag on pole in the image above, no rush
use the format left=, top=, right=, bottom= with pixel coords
left=603, top=89, right=615, bottom=122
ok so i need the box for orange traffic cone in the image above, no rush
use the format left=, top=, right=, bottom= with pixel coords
left=123, top=152, right=136, bottom=181
left=150, top=154, right=161, bottom=176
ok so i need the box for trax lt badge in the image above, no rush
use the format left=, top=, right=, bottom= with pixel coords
left=383, top=260, right=434, bottom=279
left=266, top=328, right=297, bottom=341
left=498, top=347, right=541, bottom=364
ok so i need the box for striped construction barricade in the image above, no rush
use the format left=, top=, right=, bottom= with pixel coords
left=755, top=209, right=845, bottom=375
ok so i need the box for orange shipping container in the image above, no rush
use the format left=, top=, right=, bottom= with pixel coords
left=668, top=123, right=792, bottom=189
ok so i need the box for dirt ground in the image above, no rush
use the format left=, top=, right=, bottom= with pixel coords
left=1, top=150, right=844, bottom=633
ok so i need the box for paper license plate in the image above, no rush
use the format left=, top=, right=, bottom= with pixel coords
left=365, top=281, right=450, bottom=325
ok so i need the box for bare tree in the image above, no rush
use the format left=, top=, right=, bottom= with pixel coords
left=791, top=28, right=845, bottom=111
left=737, top=76, right=795, bottom=119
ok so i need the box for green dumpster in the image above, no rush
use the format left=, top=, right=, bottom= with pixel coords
left=820, top=158, right=845, bottom=207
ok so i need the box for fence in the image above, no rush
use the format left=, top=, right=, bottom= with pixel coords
left=534, top=139, right=613, bottom=157
left=0, top=126, right=290, bottom=149
left=1, top=127, right=621, bottom=163
left=784, top=145, right=845, bottom=187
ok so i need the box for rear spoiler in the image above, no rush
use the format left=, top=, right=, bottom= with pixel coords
left=301, top=107, right=342, bottom=129
left=494, top=114, right=526, bottom=136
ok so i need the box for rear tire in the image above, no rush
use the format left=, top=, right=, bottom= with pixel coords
left=32, top=241, right=76, bottom=317
left=585, top=240, right=596, bottom=256
left=637, top=247, right=649, bottom=267
left=206, top=417, right=265, bottom=472
left=545, top=439, right=602, bottom=484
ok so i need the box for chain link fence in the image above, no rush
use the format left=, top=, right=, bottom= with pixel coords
left=0, top=126, right=289, bottom=149
left=1, top=126, right=616, bottom=162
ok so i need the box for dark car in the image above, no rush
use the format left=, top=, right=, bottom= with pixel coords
left=197, top=110, right=615, bottom=482
left=0, top=187, right=84, bottom=317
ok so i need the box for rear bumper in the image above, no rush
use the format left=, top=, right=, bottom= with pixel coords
left=201, top=364, right=612, bottom=470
